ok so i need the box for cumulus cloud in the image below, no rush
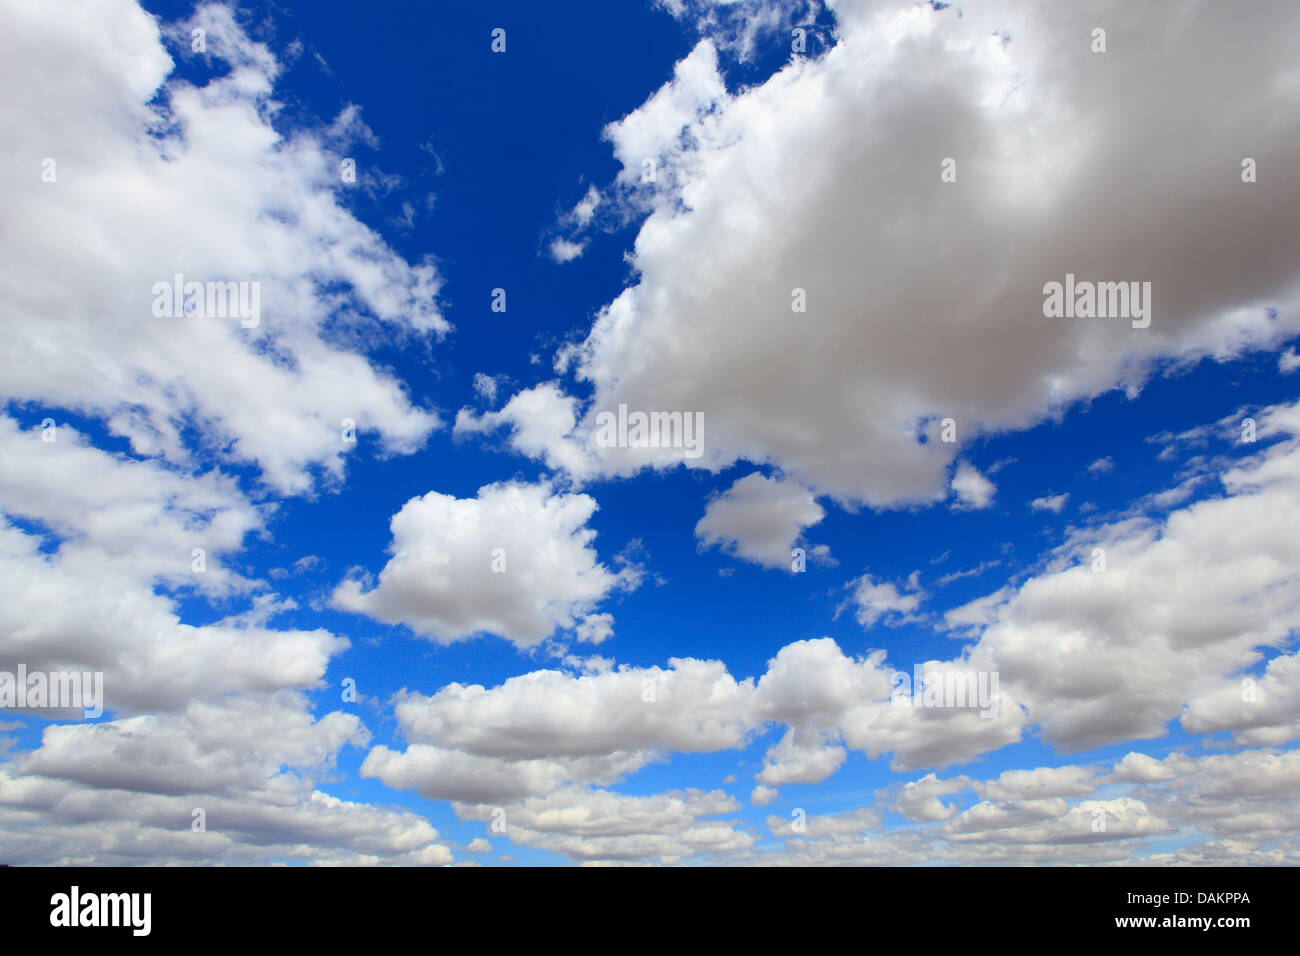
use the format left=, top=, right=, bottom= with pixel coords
left=549, top=238, right=586, bottom=263
left=454, top=786, right=751, bottom=864
left=0, top=516, right=345, bottom=715
left=364, top=400, right=1300, bottom=833
left=695, top=472, right=824, bottom=569
left=0, top=417, right=258, bottom=594
left=366, top=632, right=1030, bottom=841
left=472, top=373, right=500, bottom=405
left=751, top=749, right=1300, bottom=865
left=0, top=0, right=461, bottom=865
left=477, top=0, right=1300, bottom=512
left=961, top=398, right=1300, bottom=751
left=333, top=481, right=628, bottom=647
left=846, top=573, right=922, bottom=628
left=951, top=462, right=996, bottom=510
left=756, top=728, right=846, bottom=786
left=547, top=185, right=604, bottom=263
left=8, top=0, right=1300, bottom=870
left=388, top=658, right=757, bottom=762
left=0, top=693, right=452, bottom=865
left=1, top=0, right=445, bottom=495
left=656, top=0, right=821, bottom=62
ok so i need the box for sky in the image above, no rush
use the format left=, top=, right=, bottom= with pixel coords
left=1, top=0, right=1299, bottom=866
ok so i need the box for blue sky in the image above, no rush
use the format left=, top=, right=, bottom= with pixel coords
left=2, top=0, right=1300, bottom=866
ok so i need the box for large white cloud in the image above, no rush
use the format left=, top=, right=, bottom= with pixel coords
left=0, top=0, right=460, bottom=865
left=751, top=748, right=1300, bottom=866
left=0, top=692, right=453, bottom=865
left=959, top=398, right=1300, bottom=752
left=0, top=514, right=345, bottom=715
left=0, top=417, right=258, bottom=594
left=477, top=0, right=1300, bottom=509
left=0, top=0, right=443, bottom=495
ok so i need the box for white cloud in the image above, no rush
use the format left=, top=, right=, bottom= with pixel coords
left=1029, top=492, right=1069, bottom=513
left=549, top=238, right=586, bottom=263
left=0, top=417, right=258, bottom=594
left=0, top=0, right=444, bottom=495
left=454, top=786, right=751, bottom=864
left=389, top=658, right=757, bottom=762
left=434, top=400, right=1300, bottom=789
left=0, top=513, right=346, bottom=715
left=0, top=693, right=452, bottom=865
left=962, top=399, right=1300, bottom=751
left=951, top=462, right=996, bottom=510
left=846, top=573, right=922, bottom=628
left=547, top=185, right=604, bottom=263
left=472, top=373, right=499, bottom=405
left=894, top=772, right=970, bottom=822
left=756, top=749, right=1300, bottom=865
left=484, top=0, right=1300, bottom=510
left=656, top=0, right=815, bottom=62
left=455, top=383, right=594, bottom=479
left=570, top=185, right=602, bottom=227
left=332, top=481, right=626, bottom=647
left=695, top=472, right=824, bottom=569
left=756, top=728, right=846, bottom=785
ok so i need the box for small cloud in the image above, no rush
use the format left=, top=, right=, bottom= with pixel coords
left=472, top=372, right=499, bottom=405
left=571, top=185, right=601, bottom=227
left=269, top=554, right=322, bottom=580
left=391, top=200, right=417, bottom=231
left=751, top=785, right=779, bottom=807
left=418, top=139, right=446, bottom=175
left=951, top=461, right=996, bottom=510
left=1087, top=456, right=1114, bottom=474
left=547, top=186, right=602, bottom=263
left=549, top=238, right=585, bottom=263
left=844, top=572, right=924, bottom=628
left=935, top=559, right=1002, bottom=587
left=1029, top=492, right=1069, bottom=513
left=809, top=543, right=837, bottom=567
left=1280, top=347, right=1300, bottom=373
left=575, top=612, right=614, bottom=645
